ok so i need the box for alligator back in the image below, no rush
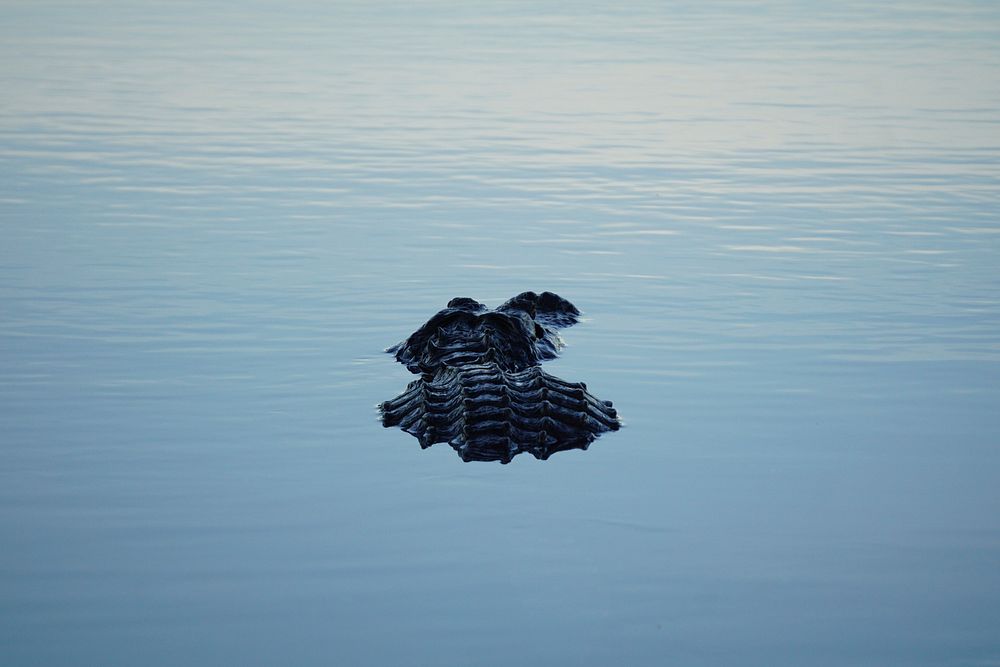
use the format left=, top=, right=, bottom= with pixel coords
left=379, top=292, right=620, bottom=463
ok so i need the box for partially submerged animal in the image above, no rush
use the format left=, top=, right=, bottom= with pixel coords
left=379, top=291, right=620, bottom=463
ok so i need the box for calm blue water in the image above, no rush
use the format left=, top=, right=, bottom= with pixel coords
left=2, top=2, right=1000, bottom=665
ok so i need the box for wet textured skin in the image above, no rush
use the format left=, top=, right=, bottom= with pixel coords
left=379, top=291, right=620, bottom=463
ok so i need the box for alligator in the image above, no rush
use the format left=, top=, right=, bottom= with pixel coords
left=379, top=291, right=620, bottom=463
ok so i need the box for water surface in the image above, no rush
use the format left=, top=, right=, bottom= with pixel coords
left=2, top=2, right=1000, bottom=665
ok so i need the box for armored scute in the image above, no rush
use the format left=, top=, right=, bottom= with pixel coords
left=379, top=291, right=620, bottom=463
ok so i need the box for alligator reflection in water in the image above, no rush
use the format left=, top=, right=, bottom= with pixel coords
left=379, top=291, right=621, bottom=463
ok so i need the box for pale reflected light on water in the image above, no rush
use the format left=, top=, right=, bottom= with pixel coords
left=2, top=2, right=1000, bottom=665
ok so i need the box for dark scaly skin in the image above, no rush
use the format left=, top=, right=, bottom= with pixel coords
left=379, top=291, right=620, bottom=463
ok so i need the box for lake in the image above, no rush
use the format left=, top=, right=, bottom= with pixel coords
left=2, top=1, right=999, bottom=665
